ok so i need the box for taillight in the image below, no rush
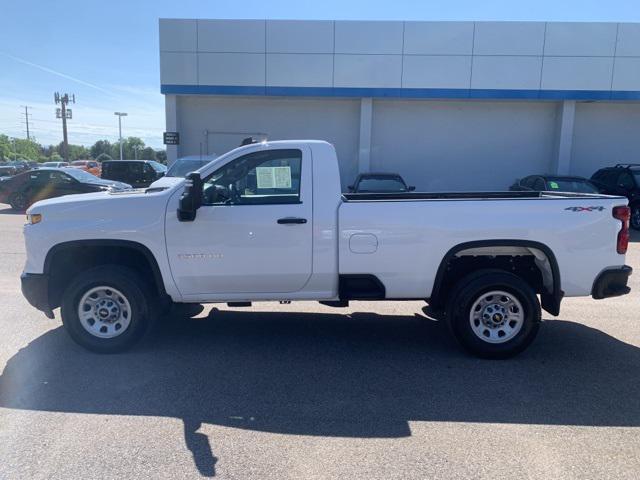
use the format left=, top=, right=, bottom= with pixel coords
left=613, top=205, right=630, bottom=254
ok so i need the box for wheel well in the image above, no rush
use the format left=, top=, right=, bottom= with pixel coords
left=429, top=241, right=562, bottom=316
left=45, top=241, right=166, bottom=309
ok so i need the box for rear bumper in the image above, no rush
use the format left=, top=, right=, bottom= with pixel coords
left=20, top=272, right=54, bottom=318
left=592, top=266, right=633, bottom=300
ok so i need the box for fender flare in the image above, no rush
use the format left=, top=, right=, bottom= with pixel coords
left=430, top=239, right=563, bottom=316
left=43, top=239, right=167, bottom=297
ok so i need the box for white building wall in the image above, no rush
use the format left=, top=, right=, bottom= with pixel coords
left=370, top=100, right=557, bottom=191
left=176, top=96, right=361, bottom=189
left=160, top=19, right=640, bottom=190
left=571, top=102, right=640, bottom=177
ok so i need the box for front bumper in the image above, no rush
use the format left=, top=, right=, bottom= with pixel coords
left=20, top=272, right=54, bottom=318
left=592, top=266, right=633, bottom=300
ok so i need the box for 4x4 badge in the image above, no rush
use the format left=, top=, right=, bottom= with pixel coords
left=565, top=206, right=606, bottom=212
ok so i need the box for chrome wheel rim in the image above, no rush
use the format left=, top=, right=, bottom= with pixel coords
left=469, top=290, right=524, bottom=344
left=78, top=286, right=132, bottom=338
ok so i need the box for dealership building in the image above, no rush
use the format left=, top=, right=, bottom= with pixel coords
left=159, top=19, right=640, bottom=190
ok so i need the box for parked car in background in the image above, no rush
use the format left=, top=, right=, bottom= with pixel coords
left=149, top=155, right=217, bottom=188
left=101, top=160, right=167, bottom=188
left=27, top=162, right=39, bottom=170
left=41, top=161, right=69, bottom=168
left=9, top=161, right=31, bottom=173
left=70, top=160, right=101, bottom=176
left=347, top=173, right=414, bottom=193
left=0, top=165, right=18, bottom=179
left=0, top=168, right=131, bottom=211
left=591, top=164, right=640, bottom=230
left=510, top=175, right=600, bottom=194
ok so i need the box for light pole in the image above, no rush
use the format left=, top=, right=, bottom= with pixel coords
left=114, top=112, right=127, bottom=160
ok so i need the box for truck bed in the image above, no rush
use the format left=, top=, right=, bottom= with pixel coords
left=342, top=191, right=614, bottom=202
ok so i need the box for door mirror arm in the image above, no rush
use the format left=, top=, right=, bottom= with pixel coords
left=177, top=172, right=203, bottom=222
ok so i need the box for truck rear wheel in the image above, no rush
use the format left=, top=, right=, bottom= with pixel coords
left=447, top=271, right=541, bottom=359
left=60, top=265, right=152, bottom=353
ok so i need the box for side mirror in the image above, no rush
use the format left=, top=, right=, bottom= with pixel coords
left=408, top=186, right=416, bottom=191
left=177, top=172, right=203, bottom=222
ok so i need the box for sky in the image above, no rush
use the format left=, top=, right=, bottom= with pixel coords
left=2, top=0, right=640, bottom=149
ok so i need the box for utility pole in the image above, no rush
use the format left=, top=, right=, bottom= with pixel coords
left=54, top=92, right=75, bottom=162
left=114, top=112, right=127, bottom=160
left=20, top=105, right=32, bottom=140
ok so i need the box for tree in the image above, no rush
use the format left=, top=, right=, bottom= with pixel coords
left=140, top=147, right=155, bottom=160
left=0, top=135, right=12, bottom=160
left=90, top=140, right=113, bottom=160
left=155, top=150, right=167, bottom=163
left=95, top=153, right=112, bottom=162
left=14, top=138, right=40, bottom=160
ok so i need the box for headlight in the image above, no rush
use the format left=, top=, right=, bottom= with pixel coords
left=26, top=213, right=42, bottom=225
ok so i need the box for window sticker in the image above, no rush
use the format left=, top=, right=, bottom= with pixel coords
left=256, top=166, right=292, bottom=189
left=256, top=167, right=275, bottom=189
left=274, top=166, right=292, bottom=188
left=549, top=181, right=559, bottom=189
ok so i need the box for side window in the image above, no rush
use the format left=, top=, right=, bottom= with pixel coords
left=602, top=170, right=617, bottom=186
left=49, top=171, right=74, bottom=184
left=618, top=172, right=634, bottom=190
left=202, top=149, right=302, bottom=206
left=521, top=176, right=534, bottom=189
left=29, top=172, right=46, bottom=183
left=533, top=177, right=546, bottom=191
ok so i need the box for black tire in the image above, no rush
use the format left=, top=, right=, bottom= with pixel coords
left=9, top=192, right=29, bottom=211
left=446, top=270, right=541, bottom=359
left=60, top=265, right=152, bottom=353
left=630, top=204, right=640, bottom=231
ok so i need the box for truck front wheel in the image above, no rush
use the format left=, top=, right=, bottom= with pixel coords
left=60, top=265, right=152, bottom=353
left=447, top=271, right=541, bottom=359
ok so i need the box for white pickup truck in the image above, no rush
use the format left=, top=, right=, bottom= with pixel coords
left=21, top=140, right=632, bottom=358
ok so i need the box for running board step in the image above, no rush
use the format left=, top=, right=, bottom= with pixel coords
left=319, top=300, right=349, bottom=308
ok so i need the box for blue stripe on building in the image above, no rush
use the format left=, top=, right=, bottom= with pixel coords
left=161, top=85, right=640, bottom=101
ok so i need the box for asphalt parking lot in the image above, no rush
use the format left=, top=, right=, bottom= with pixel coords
left=0, top=206, right=639, bottom=479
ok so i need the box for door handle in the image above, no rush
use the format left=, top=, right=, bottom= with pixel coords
left=277, top=217, right=307, bottom=225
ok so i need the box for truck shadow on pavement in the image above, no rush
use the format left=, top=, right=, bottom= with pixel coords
left=1, top=309, right=639, bottom=477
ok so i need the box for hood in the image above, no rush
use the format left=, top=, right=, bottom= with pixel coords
left=85, top=178, right=131, bottom=190
left=27, top=187, right=164, bottom=213
left=149, top=176, right=185, bottom=189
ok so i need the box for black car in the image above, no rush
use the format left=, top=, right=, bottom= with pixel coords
left=348, top=173, right=414, bottom=193
left=591, top=164, right=640, bottom=230
left=101, top=160, right=167, bottom=188
left=510, top=175, right=600, bottom=194
left=0, top=165, right=18, bottom=178
left=165, top=156, right=216, bottom=178
left=0, top=168, right=130, bottom=211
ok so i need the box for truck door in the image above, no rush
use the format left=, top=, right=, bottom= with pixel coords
left=165, top=147, right=313, bottom=297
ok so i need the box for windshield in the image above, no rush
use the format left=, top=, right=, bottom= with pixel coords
left=547, top=178, right=600, bottom=193
left=71, top=161, right=87, bottom=166
left=356, top=177, right=407, bottom=192
left=166, top=159, right=210, bottom=177
left=62, top=168, right=103, bottom=183
left=632, top=170, right=640, bottom=182
left=149, top=161, right=167, bottom=172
